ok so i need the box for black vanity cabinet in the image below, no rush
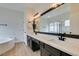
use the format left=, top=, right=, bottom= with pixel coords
left=40, top=42, right=71, bottom=56
left=27, top=35, right=71, bottom=56
left=40, top=42, right=60, bottom=56
left=27, top=35, right=40, bottom=51
left=31, top=38, right=40, bottom=51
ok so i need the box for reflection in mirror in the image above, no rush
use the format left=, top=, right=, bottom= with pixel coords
left=36, top=4, right=70, bottom=34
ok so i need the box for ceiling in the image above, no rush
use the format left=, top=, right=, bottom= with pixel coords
left=0, top=3, right=51, bottom=13
left=0, top=3, right=25, bottom=12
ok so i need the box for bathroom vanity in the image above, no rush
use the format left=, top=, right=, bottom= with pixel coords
left=27, top=4, right=79, bottom=56
left=27, top=35, right=71, bottom=56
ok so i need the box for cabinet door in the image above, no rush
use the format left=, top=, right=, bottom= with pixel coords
left=27, top=36, right=30, bottom=46
left=41, top=48, right=54, bottom=56
left=40, top=42, right=60, bottom=56
left=40, top=42, right=45, bottom=56
left=32, top=40, right=40, bottom=51
left=45, top=44, right=61, bottom=56
left=27, top=36, right=32, bottom=48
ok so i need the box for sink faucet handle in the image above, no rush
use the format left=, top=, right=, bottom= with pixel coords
left=58, top=36, right=65, bottom=41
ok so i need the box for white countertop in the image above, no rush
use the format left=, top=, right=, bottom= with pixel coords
left=28, top=33, right=79, bottom=56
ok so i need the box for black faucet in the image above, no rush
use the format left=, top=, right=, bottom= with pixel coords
left=58, top=33, right=66, bottom=41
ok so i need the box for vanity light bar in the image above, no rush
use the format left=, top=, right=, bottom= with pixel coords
left=33, top=12, right=39, bottom=17
left=34, top=14, right=41, bottom=19
left=50, top=3, right=63, bottom=8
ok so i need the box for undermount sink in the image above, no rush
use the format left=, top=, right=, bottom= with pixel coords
left=48, top=38, right=79, bottom=50
left=48, top=39, right=74, bottom=48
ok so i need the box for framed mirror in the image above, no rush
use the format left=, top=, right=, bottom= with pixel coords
left=33, top=3, right=79, bottom=39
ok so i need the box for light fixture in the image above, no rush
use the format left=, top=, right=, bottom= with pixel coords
left=50, top=3, right=63, bottom=8
left=33, top=12, right=39, bottom=17
left=34, top=13, right=40, bottom=19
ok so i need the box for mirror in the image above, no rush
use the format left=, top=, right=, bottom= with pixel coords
left=35, top=4, right=71, bottom=34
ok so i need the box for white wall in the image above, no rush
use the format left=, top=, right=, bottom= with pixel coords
left=70, top=4, right=79, bottom=35
left=0, top=7, right=24, bottom=43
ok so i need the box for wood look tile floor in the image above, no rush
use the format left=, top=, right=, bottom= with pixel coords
left=1, top=43, right=40, bottom=56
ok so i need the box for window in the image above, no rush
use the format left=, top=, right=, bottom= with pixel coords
left=64, top=20, right=70, bottom=27
left=49, top=22, right=60, bottom=33
left=49, top=23, right=54, bottom=32
left=64, top=20, right=70, bottom=33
